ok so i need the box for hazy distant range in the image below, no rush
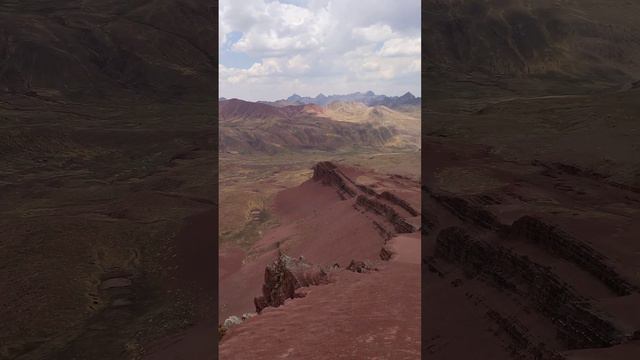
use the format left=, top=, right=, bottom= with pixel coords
left=219, top=91, right=421, bottom=109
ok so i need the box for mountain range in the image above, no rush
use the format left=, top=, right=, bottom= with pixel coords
left=253, top=91, right=421, bottom=109
left=219, top=97, right=420, bottom=154
left=0, top=0, right=215, bottom=101
left=424, top=0, right=640, bottom=98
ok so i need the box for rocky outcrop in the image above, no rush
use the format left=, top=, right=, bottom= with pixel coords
left=533, top=161, right=640, bottom=195
left=380, top=245, right=394, bottom=261
left=435, top=227, right=626, bottom=349
left=254, top=254, right=330, bottom=313
left=372, top=220, right=393, bottom=241
left=223, top=315, right=242, bottom=330
left=356, top=195, right=415, bottom=233
left=346, top=260, right=375, bottom=273
left=421, top=211, right=437, bottom=236
left=356, top=184, right=378, bottom=197
left=219, top=313, right=258, bottom=341
left=312, top=162, right=356, bottom=199
left=312, top=162, right=419, bottom=239
left=431, top=193, right=505, bottom=231
left=486, top=309, right=566, bottom=360
left=353, top=184, right=418, bottom=217
left=509, top=216, right=638, bottom=296
left=380, top=191, right=419, bottom=216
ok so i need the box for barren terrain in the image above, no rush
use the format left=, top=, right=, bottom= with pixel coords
left=423, top=0, right=640, bottom=358
left=216, top=87, right=422, bottom=359
left=218, top=160, right=421, bottom=359
left=0, top=1, right=218, bottom=359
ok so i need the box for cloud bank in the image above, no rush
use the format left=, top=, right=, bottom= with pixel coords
left=219, top=0, right=421, bottom=101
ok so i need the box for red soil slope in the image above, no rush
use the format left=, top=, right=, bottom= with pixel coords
left=219, top=99, right=324, bottom=121
left=423, top=137, right=640, bottom=360
left=218, top=161, right=421, bottom=359
left=143, top=208, right=218, bottom=360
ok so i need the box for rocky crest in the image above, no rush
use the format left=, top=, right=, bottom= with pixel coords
left=509, top=216, right=638, bottom=296
left=312, top=162, right=356, bottom=199
left=251, top=163, right=419, bottom=314
left=312, top=161, right=417, bottom=240
left=435, top=227, right=627, bottom=350
left=380, top=191, right=419, bottom=216
left=431, top=193, right=505, bottom=231
left=346, top=260, right=375, bottom=273
left=355, top=195, right=415, bottom=234
left=254, top=254, right=329, bottom=313
left=379, top=245, right=394, bottom=261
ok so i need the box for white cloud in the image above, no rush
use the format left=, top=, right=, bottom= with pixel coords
left=287, top=54, right=311, bottom=73
left=219, top=0, right=421, bottom=101
left=352, top=23, right=395, bottom=43
left=379, top=37, right=421, bottom=57
left=221, top=0, right=332, bottom=56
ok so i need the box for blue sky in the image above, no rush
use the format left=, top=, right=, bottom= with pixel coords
left=219, top=0, right=421, bottom=101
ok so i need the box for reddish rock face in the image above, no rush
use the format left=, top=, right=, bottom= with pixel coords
left=346, top=260, right=374, bottom=273
left=380, top=246, right=394, bottom=261
left=312, top=161, right=356, bottom=199
left=435, top=226, right=628, bottom=350
left=254, top=254, right=330, bottom=313
left=219, top=161, right=422, bottom=358
left=508, top=216, right=638, bottom=296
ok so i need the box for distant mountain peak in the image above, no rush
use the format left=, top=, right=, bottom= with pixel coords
left=277, top=91, right=419, bottom=109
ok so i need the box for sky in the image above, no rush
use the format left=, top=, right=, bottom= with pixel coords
left=219, top=0, right=421, bottom=101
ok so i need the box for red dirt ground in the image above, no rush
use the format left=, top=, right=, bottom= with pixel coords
left=423, top=136, right=640, bottom=359
left=218, top=162, right=421, bottom=359
left=143, top=208, right=218, bottom=360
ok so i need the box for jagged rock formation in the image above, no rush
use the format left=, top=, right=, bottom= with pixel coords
left=435, top=226, right=627, bottom=350
left=486, top=309, right=565, bottom=360
left=508, top=216, right=638, bottom=296
left=346, top=260, right=374, bottom=273
left=424, top=149, right=640, bottom=359
left=312, top=162, right=357, bottom=199
left=249, top=162, right=419, bottom=314
left=272, top=91, right=421, bottom=108
left=219, top=161, right=421, bottom=357
left=223, top=315, right=242, bottom=329
left=431, top=193, right=505, bottom=231
left=312, top=161, right=418, bottom=237
left=355, top=195, right=415, bottom=233
left=379, top=246, right=394, bottom=261
left=380, top=191, right=419, bottom=216
left=253, top=254, right=329, bottom=314
left=372, top=220, right=393, bottom=241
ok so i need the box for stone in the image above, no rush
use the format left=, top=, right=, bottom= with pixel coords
left=223, top=315, right=242, bottom=330
left=254, top=253, right=329, bottom=313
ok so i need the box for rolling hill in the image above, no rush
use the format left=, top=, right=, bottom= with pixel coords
left=424, top=1, right=640, bottom=359
left=0, top=0, right=215, bottom=101
left=219, top=98, right=420, bottom=154
left=424, top=0, right=640, bottom=98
